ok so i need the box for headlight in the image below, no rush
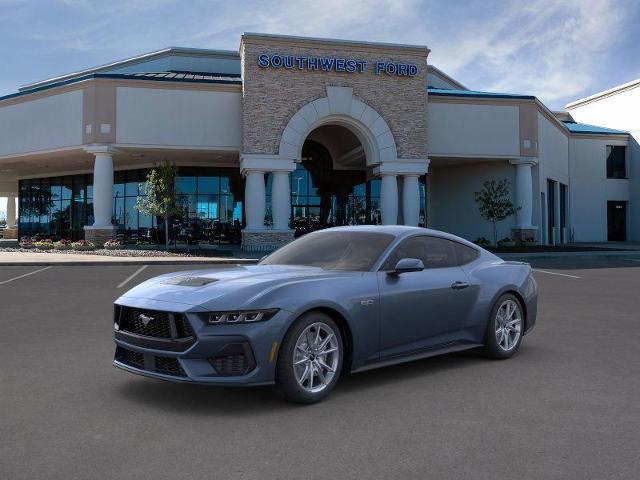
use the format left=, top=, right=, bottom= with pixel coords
left=197, top=309, right=279, bottom=324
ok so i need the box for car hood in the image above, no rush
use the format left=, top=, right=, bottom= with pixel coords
left=117, top=264, right=358, bottom=310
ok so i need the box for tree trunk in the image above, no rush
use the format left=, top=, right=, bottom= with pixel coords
left=164, top=214, right=169, bottom=251
left=492, top=221, right=498, bottom=246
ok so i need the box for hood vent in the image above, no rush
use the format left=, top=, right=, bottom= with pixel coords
left=163, top=276, right=218, bottom=287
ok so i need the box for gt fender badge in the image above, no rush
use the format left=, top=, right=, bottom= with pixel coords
left=360, top=299, right=374, bottom=306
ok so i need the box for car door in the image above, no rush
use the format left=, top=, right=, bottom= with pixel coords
left=376, top=235, right=477, bottom=359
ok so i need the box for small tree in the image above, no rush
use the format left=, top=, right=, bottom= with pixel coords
left=136, top=161, right=182, bottom=250
left=474, top=179, right=519, bottom=246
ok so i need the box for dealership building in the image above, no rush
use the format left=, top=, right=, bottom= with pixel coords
left=0, top=33, right=637, bottom=249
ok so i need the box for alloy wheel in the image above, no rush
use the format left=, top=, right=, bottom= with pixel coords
left=293, top=322, right=340, bottom=393
left=495, top=299, right=522, bottom=351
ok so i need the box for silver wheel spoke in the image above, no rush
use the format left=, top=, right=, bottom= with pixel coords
left=495, top=300, right=521, bottom=352
left=293, top=322, right=340, bottom=393
left=318, top=358, right=335, bottom=373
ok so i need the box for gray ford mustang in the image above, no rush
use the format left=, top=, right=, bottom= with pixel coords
left=113, top=226, right=537, bottom=403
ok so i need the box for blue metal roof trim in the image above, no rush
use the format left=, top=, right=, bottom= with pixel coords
left=562, top=121, right=628, bottom=135
left=0, top=72, right=242, bottom=102
left=427, top=87, right=535, bottom=100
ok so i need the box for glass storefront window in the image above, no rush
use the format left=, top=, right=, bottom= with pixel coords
left=17, top=165, right=249, bottom=243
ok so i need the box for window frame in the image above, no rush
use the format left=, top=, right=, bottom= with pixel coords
left=606, top=145, right=627, bottom=180
left=377, top=234, right=480, bottom=272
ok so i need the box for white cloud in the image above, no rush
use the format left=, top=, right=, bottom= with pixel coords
left=426, top=0, right=628, bottom=107
left=2, top=0, right=635, bottom=109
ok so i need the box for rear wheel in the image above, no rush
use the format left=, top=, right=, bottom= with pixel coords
left=276, top=312, right=343, bottom=404
left=482, top=294, right=524, bottom=359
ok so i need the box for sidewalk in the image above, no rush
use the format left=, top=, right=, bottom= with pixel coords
left=0, top=251, right=258, bottom=266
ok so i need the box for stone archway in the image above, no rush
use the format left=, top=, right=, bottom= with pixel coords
left=278, top=86, right=398, bottom=166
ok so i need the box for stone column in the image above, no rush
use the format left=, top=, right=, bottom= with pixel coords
left=2, top=195, right=18, bottom=240
left=244, top=170, right=266, bottom=230
left=510, top=158, right=538, bottom=242
left=6, top=195, right=16, bottom=228
left=83, top=146, right=117, bottom=245
left=380, top=174, right=398, bottom=225
left=240, top=154, right=296, bottom=252
left=402, top=175, right=420, bottom=227
left=271, top=171, right=291, bottom=230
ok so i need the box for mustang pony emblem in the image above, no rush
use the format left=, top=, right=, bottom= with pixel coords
left=138, top=314, right=154, bottom=326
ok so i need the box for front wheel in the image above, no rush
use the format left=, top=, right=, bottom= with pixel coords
left=482, top=294, right=524, bottom=359
left=276, top=312, right=343, bottom=404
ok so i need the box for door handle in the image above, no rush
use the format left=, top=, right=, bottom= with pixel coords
left=451, top=281, right=470, bottom=290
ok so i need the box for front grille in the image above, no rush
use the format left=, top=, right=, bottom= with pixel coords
left=115, top=346, right=186, bottom=378
left=115, top=306, right=195, bottom=346
left=115, top=346, right=144, bottom=369
left=209, top=342, right=256, bottom=376
left=155, top=356, right=186, bottom=377
left=118, top=307, right=172, bottom=338
left=175, top=315, right=194, bottom=338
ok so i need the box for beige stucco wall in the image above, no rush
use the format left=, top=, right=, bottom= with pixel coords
left=240, top=35, right=429, bottom=160
left=116, top=86, right=242, bottom=148
left=0, top=90, right=83, bottom=157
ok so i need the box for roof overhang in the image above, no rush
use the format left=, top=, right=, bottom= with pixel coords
left=19, top=47, right=240, bottom=93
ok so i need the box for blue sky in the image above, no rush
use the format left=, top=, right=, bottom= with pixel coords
left=1, top=0, right=640, bottom=215
left=1, top=0, right=639, bottom=109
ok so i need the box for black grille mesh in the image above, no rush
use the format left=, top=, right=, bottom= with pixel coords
left=155, top=356, right=186, bottom=377
left=116, top=307, right=194, bottom=340
left=115, top=346, right=144, bottom=369
left=211, top=354, right=250, bottom=376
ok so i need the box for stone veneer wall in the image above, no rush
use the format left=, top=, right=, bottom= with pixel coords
left=84, top=227, right=117, bottom=247
left=241, top=230, right=295, bottom=252
left=240, top=36, right=429, bottom=160
left=2, top=228, right=18, bottom=239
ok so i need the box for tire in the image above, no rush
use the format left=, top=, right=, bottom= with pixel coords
left=276, top=312, right=343, bottom=404
left=482, top=293, right=524, bottom=359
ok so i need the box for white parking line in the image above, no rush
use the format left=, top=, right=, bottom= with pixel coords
left=533, top=269, right=581, bottom=279
left=117, top=265, right=148, bottom=289
left=0, top=266, right=52, bottom=286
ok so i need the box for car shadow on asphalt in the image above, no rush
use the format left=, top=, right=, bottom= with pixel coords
left=115, top=349, right=511, bottom=412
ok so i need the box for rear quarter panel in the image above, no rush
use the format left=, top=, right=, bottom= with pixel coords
left=463, top=256, right=537, bottom=336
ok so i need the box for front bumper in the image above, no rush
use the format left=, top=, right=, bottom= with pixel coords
left=113, top=298, right=292, bottom=386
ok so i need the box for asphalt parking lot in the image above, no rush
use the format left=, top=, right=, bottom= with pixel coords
left=1, top=257, right=639, bottom=479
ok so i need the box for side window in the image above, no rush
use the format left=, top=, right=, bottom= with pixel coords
left=381, top=236, right=457, bottom=270
left=453, top=242, right=480, bottom=266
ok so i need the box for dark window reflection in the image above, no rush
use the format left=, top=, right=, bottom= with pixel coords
left=18, top=167, right=244, bottom=245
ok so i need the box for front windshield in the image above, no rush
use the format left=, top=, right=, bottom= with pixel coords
left=260, top=231, right=395, bottom=271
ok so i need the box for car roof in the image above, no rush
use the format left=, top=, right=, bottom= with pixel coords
left=319, top=225, right=487, bottom=251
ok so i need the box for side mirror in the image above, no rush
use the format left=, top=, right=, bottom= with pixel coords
left=388, top=258, right=424, bottom=275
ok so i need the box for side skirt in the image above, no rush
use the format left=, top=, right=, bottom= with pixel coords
left=350, top=342, right=483, bottom=374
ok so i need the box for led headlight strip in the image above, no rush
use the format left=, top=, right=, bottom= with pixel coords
left=200, top=309, right=279, bottom=324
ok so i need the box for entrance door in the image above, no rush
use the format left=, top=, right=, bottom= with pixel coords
left=607, top=201, right=627, bottom=241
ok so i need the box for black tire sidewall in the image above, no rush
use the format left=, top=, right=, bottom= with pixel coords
left=276, top=312, right=343, bottom=404
left=484, top=293, right=524, bottom=359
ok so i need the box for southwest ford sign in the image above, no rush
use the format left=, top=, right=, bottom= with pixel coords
left=257, top=54, right=418, bottom=77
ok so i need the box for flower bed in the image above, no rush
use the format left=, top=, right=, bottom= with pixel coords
left=54, top=239, right=73, bottom=250
left=103, top=239, right=123, bottom=250
left=71, top=240, right=96, bottom=251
